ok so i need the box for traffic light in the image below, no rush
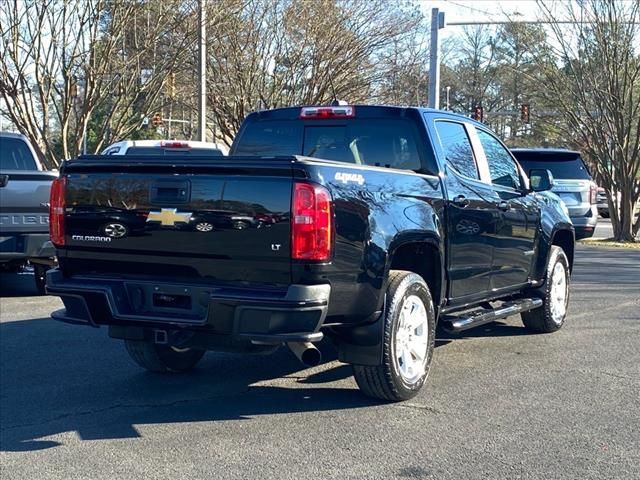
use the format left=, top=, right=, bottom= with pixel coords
left=151, top=112, right=163, bottom=127
left=520, top=103, right=530, bottom=124
left=472, top=105, right=483, bottom=122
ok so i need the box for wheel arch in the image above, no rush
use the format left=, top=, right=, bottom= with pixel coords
left=386, top=237, right=444, bottom=316
left=551, top=228, right=575, bottom=273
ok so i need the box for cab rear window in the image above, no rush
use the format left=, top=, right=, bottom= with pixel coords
left=0, top=137, right=37, bottom=170
left=234, top=119, right=422, bottom=171
left=512, top=151, right=591, bottom=180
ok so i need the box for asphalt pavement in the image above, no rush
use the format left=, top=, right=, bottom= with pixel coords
left=592, top=217, right=614, bottom=240
left=1, top=245, right=639, bottom=479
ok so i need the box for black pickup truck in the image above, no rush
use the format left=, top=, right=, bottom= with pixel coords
left=46, top=105, right=574, bottom=401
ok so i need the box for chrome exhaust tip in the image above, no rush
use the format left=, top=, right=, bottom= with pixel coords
left=288, top=341, right=322, bottom=367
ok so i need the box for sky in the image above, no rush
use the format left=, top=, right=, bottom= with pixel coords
left=420, top=0, right=543, bottom=25
left=417, top=0, right=561, bottom=61
left=419, top=0, right=640, bottom=54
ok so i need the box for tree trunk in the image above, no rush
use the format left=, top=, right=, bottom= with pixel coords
left=614, top=189, right=636, bottom=242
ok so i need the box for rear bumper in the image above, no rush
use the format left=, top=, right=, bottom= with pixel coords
left=569, top=206, right=597, bottom=239
left=45, top=269, right=329, bottom=346
left=0, top=234, right=55, bottom=262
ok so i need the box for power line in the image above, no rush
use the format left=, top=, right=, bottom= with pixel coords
left=447, top=19, right=640, bottom=25
left=442, top=0, right=497, bottom=18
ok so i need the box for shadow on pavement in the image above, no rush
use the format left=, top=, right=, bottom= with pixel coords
left=572, top=246, right=640, bottom=285
left=0, top=317, right=380, bottom=453
left=3, top=247, right=635, bottom=452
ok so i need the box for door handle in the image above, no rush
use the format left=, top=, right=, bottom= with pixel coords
left=452, top=195, right=469, bottom=207
left=497, top=201, right=511, bottom=211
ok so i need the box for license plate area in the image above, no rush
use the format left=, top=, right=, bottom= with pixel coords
left=557, top=192, right=582, bottom=206
left=153, top=293, right=191, bottom=310
left=124, top=282, right=210, bottom=323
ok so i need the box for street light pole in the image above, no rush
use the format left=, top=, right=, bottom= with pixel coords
left=197, top=0, right=206, bottom=142
left=428, top=8, right=446, bottom=109
left=446, top=86, right=451, bottom=111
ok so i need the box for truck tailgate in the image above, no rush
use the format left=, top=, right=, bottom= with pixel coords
left=59, top=158, right=293, bottom=286
left=0, top=171, right=57, bottom=234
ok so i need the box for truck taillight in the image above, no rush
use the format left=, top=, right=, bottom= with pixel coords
left=160, top=140, right=190, bottom=149
left=299, top=106, right=355, bottom=119
left=49, top=177, right=67, bottom=246
left=291, top=182, right=333, bottom=261
left=590, top=184, right=598, bottom=205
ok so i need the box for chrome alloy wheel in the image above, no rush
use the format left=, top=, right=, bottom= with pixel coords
left=394, top=294, right=429, bottom=384
left=104, top=223, right=127, bottom=238
left=549, top=262, right=568, bottom=324
left=195, top=222, right=214, bottom=232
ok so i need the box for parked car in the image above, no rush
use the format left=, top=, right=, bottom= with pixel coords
left=597, top=186, right=640, bottom=219
left=186, top=211, right=266, bottom=232
left=0, top=131, right=57, bottom=293
left=46, top=105, right=574, bottom=402
left=511, top=149, right=598, bottom=239
left=100, top=139, right=228, bottom=156
left=65, top=206, right=152, bottom=238
left=597, top=187, right=609, bottom=218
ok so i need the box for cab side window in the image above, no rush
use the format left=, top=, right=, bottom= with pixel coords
left=434, top=121, right=479, bottom=180
left=477, top=130, right=521, bottom=190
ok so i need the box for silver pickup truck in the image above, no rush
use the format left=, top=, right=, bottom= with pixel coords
left=0, top=131, right=57, bottom=293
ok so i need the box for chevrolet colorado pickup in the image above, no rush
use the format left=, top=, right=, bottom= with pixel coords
left=46, top=105, right=575, bottom=401
left=0, top=131, right=57, bottom=293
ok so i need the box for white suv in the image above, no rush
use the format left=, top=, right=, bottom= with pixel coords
left=101, top=139, right=228, bottom=156
left=512, top=148, right=598, bottom=239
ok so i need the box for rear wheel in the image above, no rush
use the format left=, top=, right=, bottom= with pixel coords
left=521, top=246, right=570, bottom=333
left=353, top=270, right=435, bottom=402
left=124, top=340, right=205, bottom=373
left=232, top=220, right=250, bottom=230
left=195, top=221, right=214, bottom=232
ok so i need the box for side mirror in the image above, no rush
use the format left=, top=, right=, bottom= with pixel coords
left=529, top=169, right=554, bottom=192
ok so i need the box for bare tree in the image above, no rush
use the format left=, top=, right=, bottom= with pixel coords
left=205, top=0, right=425, bottom=145
left=0, top=0, right=193, bottom=168
left=538, top=0, right=640, bottom=241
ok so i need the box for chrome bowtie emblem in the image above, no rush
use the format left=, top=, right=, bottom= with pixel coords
left=147, top=208, right=192, bottom=226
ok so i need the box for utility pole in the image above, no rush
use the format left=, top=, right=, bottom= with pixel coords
left=197, top=0, right=206, bottom=142
left=428, top=8, right=446, bottom=109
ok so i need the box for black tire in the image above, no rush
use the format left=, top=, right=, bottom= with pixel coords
left=124, top=340, right=205, bottom=373
left=33, top=264, right=49, bottom=295
left=521, top=246, right=570, bottom=333
left=353, top=270, right=436, bottom=402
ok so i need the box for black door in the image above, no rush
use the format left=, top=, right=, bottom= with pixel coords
left=475, top=129, right=538, bottom=290
left=434, top=120, right=497, bottom=300
left=487, top=188, right=538, bottom=290
left=446, top=176, right=500, bottom=298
